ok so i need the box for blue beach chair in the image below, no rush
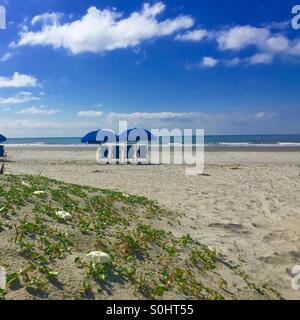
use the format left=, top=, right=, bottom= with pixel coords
left=0, top=145, right=7, bottom=162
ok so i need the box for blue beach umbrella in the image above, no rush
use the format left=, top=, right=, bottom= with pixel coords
left=119, top=128, right=156, bottom=143
left=81, top=129, right=117, bottom=144
left=0, top=134, right=7, bottom=143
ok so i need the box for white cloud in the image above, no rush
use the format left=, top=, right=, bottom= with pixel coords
left=248, top=53, right=273, bottom=65
left=78, top=110, right=103, bottom=118
left=264, top=21, right=290, bottom=31
left=224, top=57, right=241, bottom=67
left=0, top=111, right=280, bottom=137
left=0, top=120, right=99, bottom=129
left=263, top=35, right=289, bottom=53
left=222, top=54, right=273, bottom=67
left=107, top=111, right=202, bottom=121
left=291, top=39, right=300, bottom=56
left=0, top=52, right=13, bottom=62
left=18, top=106, right=59, bottom=115
left=217, top=25, right=270, bottom=51
left=176, top=28, right=210, bottom=42
left=16, top=3, right=194, bottom=54
left=31, top=12, right=63, bottom=26
left=0, top=72, right=38, bottom=88
left=14, top=5, right=300, bottom=67
left=255, top=112, right=277, bottom=119
left=179, top=23, right=300, bottom=68
left=217, top=26, right=300, bottom=59
left=106, top=111, right=276, bottom=123
left=200, top=56, right=218, bottom=68
left=0, top=92, right=39, bottom=104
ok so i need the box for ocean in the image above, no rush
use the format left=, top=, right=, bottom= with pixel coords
left=3, top=134, right=300, bottom=147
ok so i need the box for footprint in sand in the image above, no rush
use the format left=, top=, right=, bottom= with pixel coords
left=289, top=250, right=300, bottom=260
left=258, top=254, right=287, bottom=265
left=259, top=251, right=300, bottom=265
left=208, top=223, right=249, bottom=234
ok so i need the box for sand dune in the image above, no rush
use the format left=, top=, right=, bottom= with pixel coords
left=4, top=147, right=300, bottom=299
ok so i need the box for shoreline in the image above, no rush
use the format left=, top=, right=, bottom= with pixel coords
left=4, top=145, right=300, bottom=153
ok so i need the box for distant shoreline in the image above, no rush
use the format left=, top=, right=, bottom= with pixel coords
left=3, top=133, right=300, bottom=149
left=4, top=144, right=300, bottom=152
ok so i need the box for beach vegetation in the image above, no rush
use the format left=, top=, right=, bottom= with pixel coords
left=0, top=174, right=282, bottom=300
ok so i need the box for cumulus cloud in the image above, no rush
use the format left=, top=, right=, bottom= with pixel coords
left=263, top=35, right=289, bottom=53
left=15, top=2, right=194, bottom=54
left=248, top=53, right=273, bottom=65
left=14, top=3, right=300, bottom=67
left=78, top=110, right=103, bottom=118
left=216, top=26, right=270, bottom=51
left=200, top=56, right=219, bottom=68
left=176, top=28, right=210, bottom=42
left=18, top=105, right=59, bottom=115
left=0, top=72, right=38, bottom=88
left=0, top=92, right=39, bottom=104
left=177, top=23, right=300, bottom=68
left=216, top=25, right=300, bottom=59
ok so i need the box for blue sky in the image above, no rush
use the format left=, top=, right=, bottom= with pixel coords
left=0, top=0, right=300, bottom=137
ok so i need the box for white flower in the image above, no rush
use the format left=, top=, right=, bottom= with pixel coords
left=122, top=194, right=130, bottom=198
left=86, top=251, right=111, bottom=265
left=56, top=211, right=72, bottom=220
left=33, top=190, right=45, bottom=195
left=21, top=181, right=31, bottom=187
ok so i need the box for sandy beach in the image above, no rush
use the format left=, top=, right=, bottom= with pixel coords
left=2, top=146, right=300, bottom=299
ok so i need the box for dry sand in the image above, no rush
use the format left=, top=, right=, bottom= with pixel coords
left=3, top=146, right=300, bottom=299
